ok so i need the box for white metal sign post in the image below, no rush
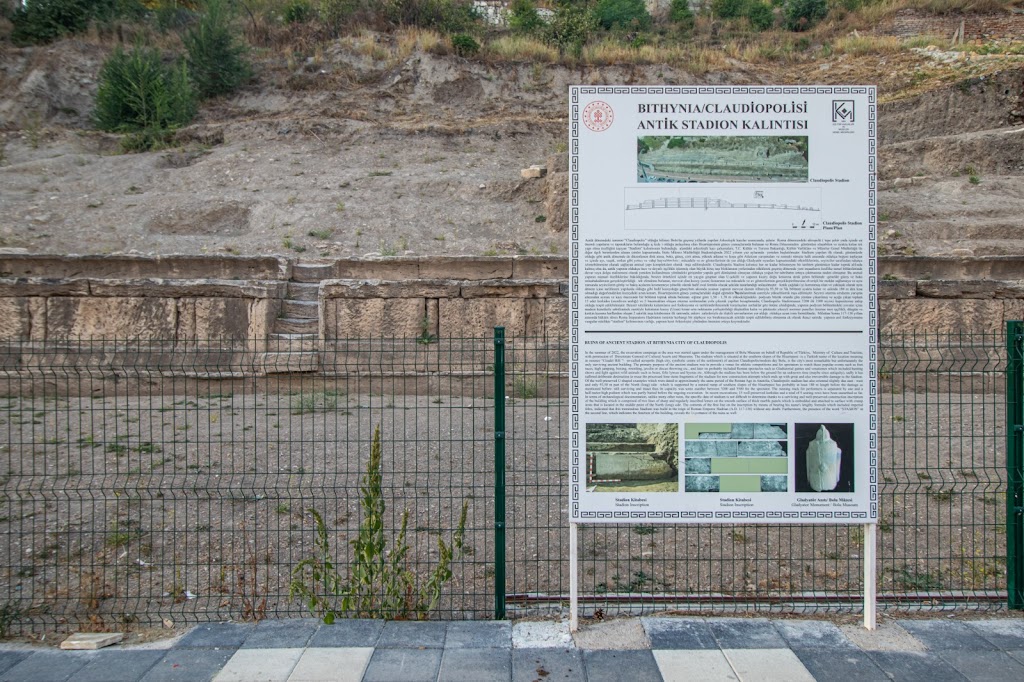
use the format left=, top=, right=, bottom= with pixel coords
left=568, top=86, right=877, bottom=630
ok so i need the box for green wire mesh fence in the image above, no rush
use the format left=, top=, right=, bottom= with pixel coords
left=0, top=330, right=1013, bottom=633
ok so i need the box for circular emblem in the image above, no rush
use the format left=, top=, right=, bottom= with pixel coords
left=582, top=101, right=614, bottom=132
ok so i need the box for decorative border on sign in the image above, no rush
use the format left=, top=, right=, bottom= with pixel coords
left=569, top=86, right=878, bottom=524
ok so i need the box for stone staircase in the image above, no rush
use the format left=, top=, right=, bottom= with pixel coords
left=264, top=262, right=332, bottom=372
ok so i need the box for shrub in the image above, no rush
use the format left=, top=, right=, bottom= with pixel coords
left=284, top=0, right=315, bottom=23
left=745, top=0, right=774, bottom=30
left=712, top=0, right=748, bottom=19
left=385, top=0, right=480, bottom=34
left=10, top=0, right=144, bottom=45
left=593, top=0, right=650, bottom=31
left=784, top=0, right=827, bottom=31
left=668, top=0, right=694, bottom=31
left=183, top=0, right=251, bottom=99
left=545, top=3, right=596, bottom=58
left=507, top=0, right=543, bottom=34
left=451, top=33, right=479, bottom=56
left=93, top=44, right=197, bottom=149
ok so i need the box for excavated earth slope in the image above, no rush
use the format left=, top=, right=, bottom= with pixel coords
left=0, top=34, right=1022, bottom=259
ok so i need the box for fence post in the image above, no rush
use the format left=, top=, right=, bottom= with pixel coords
left=1007, top=321, right=1024, bottom=610
left=493, top=327, right=507, bottom=620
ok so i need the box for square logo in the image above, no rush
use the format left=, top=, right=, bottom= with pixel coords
left=832, top=100, right=855, bottom=123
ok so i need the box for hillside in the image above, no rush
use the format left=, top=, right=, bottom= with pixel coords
left=0, top=4, right=1023, bottom=259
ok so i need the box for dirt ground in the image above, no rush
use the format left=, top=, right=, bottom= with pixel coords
left=0, top=35, right=1022, bottom=260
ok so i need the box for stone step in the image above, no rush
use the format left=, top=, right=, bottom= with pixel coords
left=274, top=317, right=318, bottom=334
left=268, top=333, right=318, bottom=351
left=281, top=299, right=318, bottom=319
left=287, top=282, right=319, bottom=301
left=259, top=351, right=320, bottom=373
left=292, top=262, right=334, bottom=282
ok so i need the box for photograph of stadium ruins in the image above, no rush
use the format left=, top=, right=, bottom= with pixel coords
left=638, top=136, right=810, bottom=183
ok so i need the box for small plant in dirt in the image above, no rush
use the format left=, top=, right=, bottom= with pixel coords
left=451, top=33, right=479, bottom=57
left=93, top=44, right=197, bottom=152
left=0, top=602, right=22, bottom=638
left=507, top=0, right=543, bottom=34
left=783, top=0, right=828, bottom=32
left=416, top=317, right=438, bottom=345
left=291, top=425, right=469, bottom=621
left=512, top=375, right=538, bottom=399
left=184, top=0, right=252, bottom=99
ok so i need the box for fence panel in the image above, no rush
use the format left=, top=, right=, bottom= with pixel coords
left=505, top=331, right=1008, bottom=615
left=0, top=338, right=496, bottom=632
left=0, top=330, right=1011, bottom=633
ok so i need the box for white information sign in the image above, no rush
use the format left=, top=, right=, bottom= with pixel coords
left=569, top=86, right=877, bottom=524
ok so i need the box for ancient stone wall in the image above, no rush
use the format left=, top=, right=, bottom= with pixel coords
left=1, top=254, right=1020, bottom=350
left=876, top=10, right=1024, bottom=40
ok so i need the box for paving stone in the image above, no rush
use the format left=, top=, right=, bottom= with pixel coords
left=241, top=619, right=318, bottom=649
left=0, top=651, right=91, bottom=681
left=839, top=621, right=927, bottom=652
left=376, top=621, right=447, bottom=648
left=582, top=649, right=663, bottom=682
left=177, top=623, right=255, bottom=649
left=287, top=647, right=373, bottom=682
left=793, top=648, right=889, bottom=682
left=213, top=647, right=303, bottom=681
left=964, top=620, right=1024, bottom=650
left=573, top=619, right=649, bottom=650
left=707, top=619, right=787, bottom=649
left=74, top=650, right=166, bottom=682
left=897, top=620, right=997, bottom=651
left=866, top=651, right=970, bottom=682
left=772, top=620, right=858, bottom=650
left=512, top=648, right=584, bottom=682
left=0, top=652, right=30, bottom=676
left=60, top=632, right=124, bottom=650
left=140, top=648, right=235, bottom=682
left=937, top=649, right=1024, bottom=681
left=723, top=649, right=814, bottom=682
left=307, top=619, right=383, bottom=648
left=512, top=620, right=574, bottom=649
left=445, top=621, right=512, bottom=648
left=643, top=618, right=717, bottom=650
left=362, top=648, right=443, bottom=682
left=653, top=649, right=738, bottom=681
left=438, top=647, right=512, bottom=682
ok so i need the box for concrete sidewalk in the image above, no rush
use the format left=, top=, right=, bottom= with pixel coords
left=1, top=616, right=1023, bottom=681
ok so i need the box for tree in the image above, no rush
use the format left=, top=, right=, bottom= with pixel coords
left=594, top=0, right=650, bottom=31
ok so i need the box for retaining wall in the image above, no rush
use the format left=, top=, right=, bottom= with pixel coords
left=1, top=254, right=1021, bottom=347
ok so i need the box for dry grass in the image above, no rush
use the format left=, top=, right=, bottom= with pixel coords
left=484, top=35, right=558, bottom=63
left=396, top=27, right=446, bottom=60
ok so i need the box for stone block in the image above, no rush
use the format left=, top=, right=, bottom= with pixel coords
left=333, top=258, right=421, bottom=280
left=0, top=254, right=288, bottom=280
left=177, top=298, right=253, bottom=341
left=326, top=298, right=425, bottom=338
left=545, top=172, right=570, bottom=233
left=916, top=280, right=966, bottom=298
left=883, top=299, right=1014, bottom=334
left=0, top=297, right=30, bottom=341
left=88, top=279, right=286, bottom=299
left=439, top=298, right=528, bottom=338
left=46, top=297, right=178, bottom=340
left=418, top=257, right=513, bottom=281
left=878, top=280, right=916, bottom=299
left=512, top=256, right=568, bottom=280
left=0, top=278, right=90, bottom=296
left=60, top=632, right=124, bottom=650
left=592, top=452, right=673, bottom=480
left=322, top=280, right=460, bottom=299
left=521, top=164, right=547, bottom=179
left=460, top=281, right=562, bottom=299
left=542, top=298, right=569, bottom=338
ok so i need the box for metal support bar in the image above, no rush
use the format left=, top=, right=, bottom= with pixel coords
left=863, top=523, right=877, bottom=630
left=494, top=327, right=507, bottom=620
left=1007, top=321, right=1024, bottom=610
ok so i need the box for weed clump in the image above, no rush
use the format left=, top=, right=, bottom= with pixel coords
left=291, top=425, right=469, bottom=620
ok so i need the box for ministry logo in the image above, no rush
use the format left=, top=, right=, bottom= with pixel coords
left=832, top=100, right=855, bottom=124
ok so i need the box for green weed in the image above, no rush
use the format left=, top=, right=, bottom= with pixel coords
left=290, top=425, right=468, bottom=621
